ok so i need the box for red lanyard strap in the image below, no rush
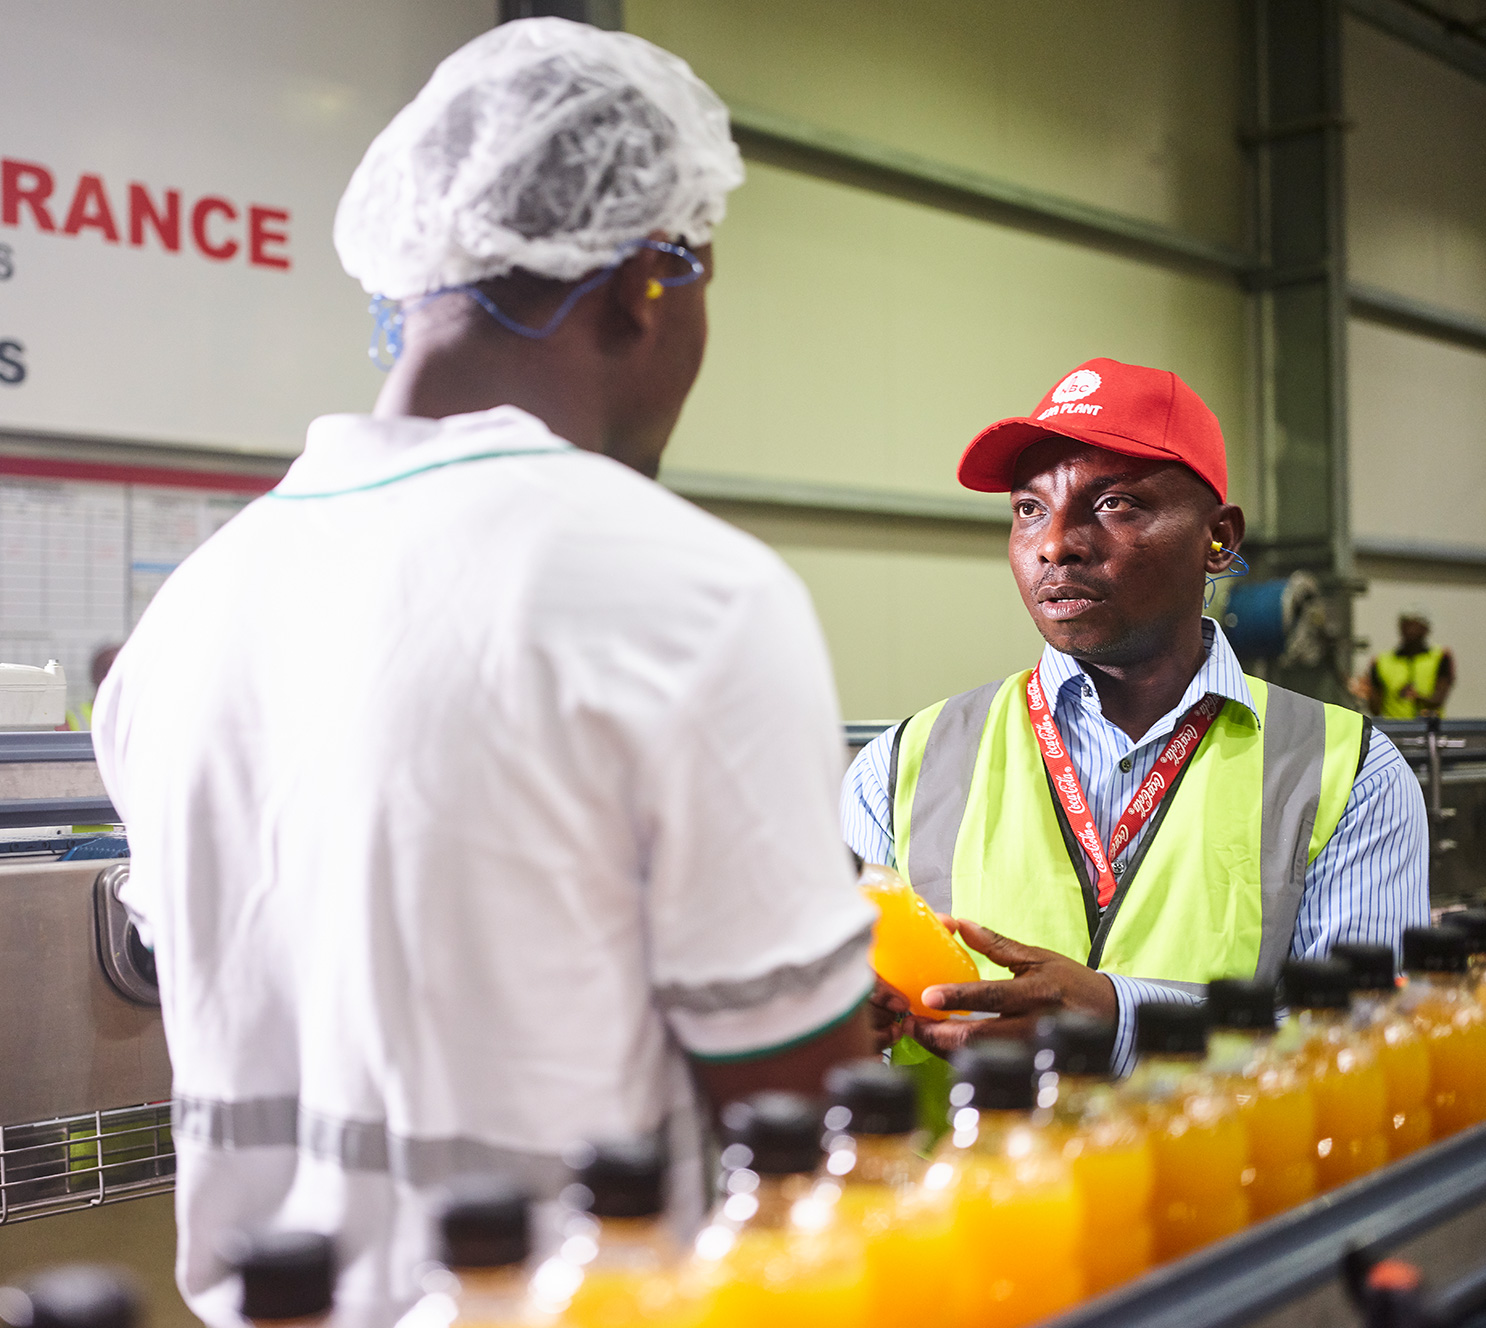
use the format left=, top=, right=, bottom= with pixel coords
left=1026, top=668, right=1222, bottom=909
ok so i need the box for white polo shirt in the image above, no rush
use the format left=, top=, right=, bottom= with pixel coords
left=93, top=405, right=873, bottom=1328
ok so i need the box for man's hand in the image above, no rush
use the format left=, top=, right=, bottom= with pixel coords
left=868, top=977, right=910, bottom=1053
left=903, top=919, right=1116, bottom=1058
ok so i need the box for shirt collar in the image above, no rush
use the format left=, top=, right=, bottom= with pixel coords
left=1037, top=617, right=1258, bottom=744
left=275, top=405, right=572, bottom=498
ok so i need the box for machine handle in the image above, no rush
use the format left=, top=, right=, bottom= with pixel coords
left=92, top=863, right=159, bottom=1007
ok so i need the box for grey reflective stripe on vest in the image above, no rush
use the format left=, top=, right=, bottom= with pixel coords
left=1256, top=685, right=1327, bottom=983
left=905, top=681, right=1004, bottom=914
left=172, top=1094, right=571, bottom=1191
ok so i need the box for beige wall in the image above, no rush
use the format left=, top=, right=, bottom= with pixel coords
left=630, top=0, right=1255, bottom=719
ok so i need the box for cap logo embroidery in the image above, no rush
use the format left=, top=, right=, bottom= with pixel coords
left=1051, top=369, right=1102, bottom=403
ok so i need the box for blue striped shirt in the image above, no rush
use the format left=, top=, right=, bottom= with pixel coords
left=840, top=618, right=1431, bottom=1073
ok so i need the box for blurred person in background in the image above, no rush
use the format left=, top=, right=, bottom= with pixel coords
left=1364, top=607, right=1454, bottom=718
left=65, top=642, right=121, bottom=730
left=93, top=21, right=872, bottom=1328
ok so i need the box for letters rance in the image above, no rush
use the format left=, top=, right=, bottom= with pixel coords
left=2, top=158, right=290, bottom=270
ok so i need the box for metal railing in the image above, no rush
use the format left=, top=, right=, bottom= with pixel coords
left=0, top=1102, right=174, bottom=1224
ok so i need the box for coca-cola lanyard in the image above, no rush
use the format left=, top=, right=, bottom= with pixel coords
left=1025, top=667, right=1223, bottom=909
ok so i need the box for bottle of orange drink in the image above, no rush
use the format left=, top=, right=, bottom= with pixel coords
left=527, top=1138, right=709, bottom=1328
left=1332, top=943, right=1433, bottom=1159
left=1277, top=960, right=1388, bottom=1190
left=934, top=1042, right=1083, bottom=1328
left=1034, top=1013, right=1153, bottom=1296
left=1202, top=979, right=1317, bottom=1220
left=693, top=1093, right=867, bottom=1328
left=1400, top=927, right=1486, bottom=1139
left=858, top=864, right=979, bottom=1019
left=820, top=1061, right=955, bottom=1328
left=1123, top=1002, right=1248, bottom=1261
left=1440, top=909, right=1486, bottom=1005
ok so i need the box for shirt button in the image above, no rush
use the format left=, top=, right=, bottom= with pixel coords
left=1119, top=757, right=1133, bottom=773
left=1083, top=684, right=1093, bottom=698
left=1112, top=860, right=1126, bottom=877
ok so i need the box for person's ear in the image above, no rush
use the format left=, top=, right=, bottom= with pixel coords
left=1206, top=505, right=1246, bottom=572
left=603, top=237, right=671, bottom=347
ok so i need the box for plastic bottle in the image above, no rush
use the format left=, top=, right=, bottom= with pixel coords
left=935, top=1042, right=1083, bottom=1328
left=1203, top=979, right=1317, bottom=1221
left=695, top=1093, right=867, bottom=1328
left=1440, top=908, right=1486, bottom=1000
left=531, top=1138, right=709, bottom=1328
left=1279, top=960, right=1388, bottom=1190
left=224, top=1231, right=334, bottom=1328
left=1123, top=1002, right=1248, bottom=1261
left=401, top=1177, right=534, bottom=1328
left=1332, top=943, right=1433, bottom=1159
left=858, top=864, right=980, bottom=1019
left=0, top=1267, right=139, bottom=1328
left=1035, top=1013, right=1153, bottom=1297
left=821, top=1060, right=955, bottom=1328
left=1400, top=927, right=1486, bottom=1138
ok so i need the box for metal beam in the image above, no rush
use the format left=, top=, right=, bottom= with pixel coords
left=1248, top=0, right=1356, bottom=704
left=661, top=467, right=1010, bottom=526
left=726, top=103, right=1254, bottom=281
left=497, top=0, right=622, bottom=29
left=1349, top=282, right=1486, bottom=355
left=1344, top=0, right=1486, bottom=85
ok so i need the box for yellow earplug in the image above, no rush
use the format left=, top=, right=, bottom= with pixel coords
left=1211, top=540, right=1223, bottom=552
left=645, top=279, right=664, bottom=300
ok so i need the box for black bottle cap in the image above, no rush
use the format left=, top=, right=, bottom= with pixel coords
left=1402, top=927, right=1470, bottom=975
left=222, top=1231, right=334, bottom=1322
left=1441, top=908, right=1486, bottom=949
left=435, top=1176, right=532, bottom=1270
left=1281, top=959, right=1352, bottom=1010
left=1032, top=1013, right=1117, bottom=1077
left=1332, top=943, right=1397, bottom=992
left=719, top=1093, right=822, bottom=1175
left=1206, top=979, right=1278, bottom=1031
left=4, top=1268, right=138, bottom=1328
left=563, top=1137, right=665, bottom=1219
left=950, top=1042, right=1037, bottom=1111
left=1135, top=1001, right=1208, bottom=1056
left=823, top=1060, right=917, bottom=1137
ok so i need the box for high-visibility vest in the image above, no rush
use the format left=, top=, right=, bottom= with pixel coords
left=1375, top=648, right=1446, bottom=720
left=890, top=670, right=1367, bottom=989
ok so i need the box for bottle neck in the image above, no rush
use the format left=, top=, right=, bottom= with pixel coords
left=1406, top=970, right=1470, bottom=994
left=827, top=1133, right=924, bottom=1186
left=1049, top=1073, right=1112, bottom=1119
left=948, top=1105, right=1038, bottom=1152
left=1126, top=1051, right=1205, bottom=1100
left=1206, top=1029, right=1267, bottom=1074
left=450, top=1266, right=528, bottom=1298
left=719, top=1171, right=819, bottom=1230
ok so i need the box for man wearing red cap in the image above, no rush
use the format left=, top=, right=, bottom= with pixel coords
left=843, top=358, right=1429, bottom=1071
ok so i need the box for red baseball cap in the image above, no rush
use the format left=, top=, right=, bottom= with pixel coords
left=958, top=358, right=1227, bottom=501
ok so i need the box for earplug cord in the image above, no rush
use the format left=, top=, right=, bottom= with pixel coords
left=367, top=239, right=705, bottom=369
left=1205, top=542, right=1250, bottom=607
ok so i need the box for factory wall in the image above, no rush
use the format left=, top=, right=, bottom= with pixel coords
left=1344, top=17, right=1486, bottom=717
left=628, top=0, right=1254, bottom=721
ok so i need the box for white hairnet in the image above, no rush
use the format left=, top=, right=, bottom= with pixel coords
left=334, top=18, right=744, bottom=300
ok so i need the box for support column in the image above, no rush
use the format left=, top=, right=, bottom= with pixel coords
left=498, top=0, right=622, bottom=28
left=1247, top=0, right=1358, bottom=704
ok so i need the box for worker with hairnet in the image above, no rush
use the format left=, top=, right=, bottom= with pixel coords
left=92, top=20, right=873, bottom=1328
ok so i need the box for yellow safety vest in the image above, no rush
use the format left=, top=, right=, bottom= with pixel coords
left=890, top=671, right=1366, bottom=988
left=1375, top=648, right=1446, bottom=720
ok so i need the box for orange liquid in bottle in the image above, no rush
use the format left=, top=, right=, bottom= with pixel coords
left=1401, top=929, right=1486, bottom=1140
left=1062, top=1123, right=1154, bottom=1295
left=1146, top=1096, right=1249, bottom=1259
left=859, top=865, right=979, bottom=1020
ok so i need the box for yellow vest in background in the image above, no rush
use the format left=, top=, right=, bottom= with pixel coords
left=1375, top=648, right=1445, bottom=719
left=891, top=671, right=1364, bottom=988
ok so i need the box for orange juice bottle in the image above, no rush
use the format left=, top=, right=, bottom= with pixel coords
left=227, top=1230, right=333, bottom=1328
left=820, top=1060, right=955, bottom=1328
left=1278, top=960, right=1388, bottom=1190
left=527, top=1139, right=709, bottom=1328
left=1035, top=1013, right=1153, bottom=1296
left=934, top=1042, right=1083, bottom=1328
left=1203, top=979, right=1316, bottom=1220
left=1441, top=908, right=1486, bottom=1003
left=1400, top=927, right=1486, bottom=1138
left=694, top=1093, right=867, bottom=1328
left=400, top=1176, right=538, bottom=1328
left=1124, top=1002, right=1248, bottom=1261
left=1332, top=943, right=1433, bottom=1158
left=858, top=864, right=980, bottom=1019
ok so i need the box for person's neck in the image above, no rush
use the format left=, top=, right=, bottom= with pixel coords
left=1075, top=618, right=1208, bottom=742
left=372, top=322, right=612, bottom=456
